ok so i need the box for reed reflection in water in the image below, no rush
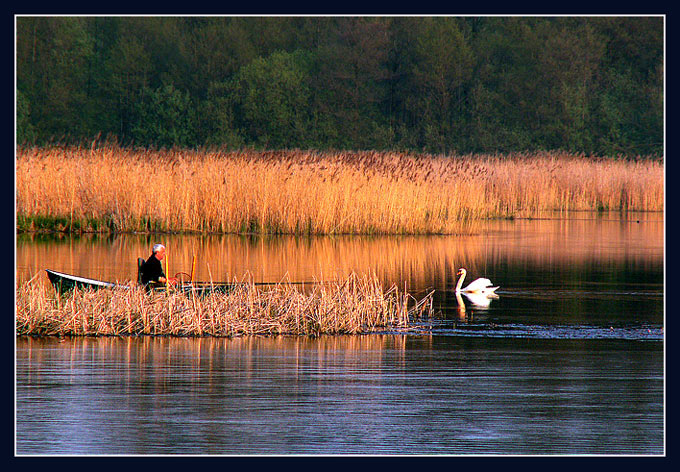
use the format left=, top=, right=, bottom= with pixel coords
left=16, top=335, right=663, bottom=455
left=16, top=212, right=663, bottom=294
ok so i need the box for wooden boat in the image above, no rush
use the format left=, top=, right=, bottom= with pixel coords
left=45, top=268, right=304, bottom=296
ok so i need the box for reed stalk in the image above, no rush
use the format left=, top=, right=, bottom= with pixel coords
left=15, top=273, right=433, bottom=337
left=16, top=146, right=663, bottom=235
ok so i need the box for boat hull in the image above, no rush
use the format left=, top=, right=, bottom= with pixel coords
left=45, top=269, right=129, bottom=293
left=45, top=269, right=240, bottom=296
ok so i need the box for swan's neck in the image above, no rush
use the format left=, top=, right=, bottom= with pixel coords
left=455, top=271, right=466, bottom=292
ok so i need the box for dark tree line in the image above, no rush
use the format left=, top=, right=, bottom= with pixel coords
left=16, top=16, right=663, bottom=156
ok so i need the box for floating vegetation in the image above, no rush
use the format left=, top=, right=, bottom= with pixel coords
left=16, top=273, right=435, bottom=337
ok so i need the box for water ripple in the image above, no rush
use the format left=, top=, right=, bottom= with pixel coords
left=433, top=323, right=664, bottom=341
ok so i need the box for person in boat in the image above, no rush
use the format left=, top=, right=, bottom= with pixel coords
left=141, top=243, right=177, bottom=288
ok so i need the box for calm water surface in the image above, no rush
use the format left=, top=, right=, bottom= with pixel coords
left=15, top=213, right=665, bottom=455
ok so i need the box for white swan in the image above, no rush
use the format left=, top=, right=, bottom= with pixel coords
left=455, top=268, right=499, bottom=295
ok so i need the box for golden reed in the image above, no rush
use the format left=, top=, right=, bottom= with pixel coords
left=16, top=273, right=433, bottom=337
left=16, top=146, right=663, bottom=235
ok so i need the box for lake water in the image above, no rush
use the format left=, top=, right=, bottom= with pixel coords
left=15, top=212, right=665, bottom=455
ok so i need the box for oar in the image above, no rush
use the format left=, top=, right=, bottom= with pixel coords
left=186, top=280, right=322, bottom=287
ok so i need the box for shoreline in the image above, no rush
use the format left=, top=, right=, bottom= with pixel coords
left=16, top=209, right=663, bottom=237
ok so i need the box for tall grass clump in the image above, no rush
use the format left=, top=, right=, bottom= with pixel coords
left=16, top=273, right=433, bottom=337
left=16, top=146, right=663, bottom=235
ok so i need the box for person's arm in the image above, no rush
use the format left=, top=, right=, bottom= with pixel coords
left=158, top=268, right=178, bottom=285
left=158, top=267, right=173, bottom=284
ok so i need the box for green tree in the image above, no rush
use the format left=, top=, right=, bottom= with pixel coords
left=467, top=18, right=540, bottom=152
left=16, top=89, right=35, bottom=144
left=537, top=20, right=606, bottom=151
left=132, top=84, right=196, bottom=148
left=592, top=17, right=663, bottom=155
left=227, top=50, right=314, bottom=149
left=14, top=16, right=663, bottom=155
left=82, top=17, right=123, bottom=137
left=314, top=17, right=392, bottom=149
left=200, top=81, right=244, bottom=149
left=407, top=17, right=474, bottom=153
left=179, top=17, right=257, bottom=102
left=104, top=23, right=152, bottom=140
left=16, top=17, right=94, bottom=141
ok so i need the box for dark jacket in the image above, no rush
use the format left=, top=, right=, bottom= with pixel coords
left=141, top=253, right=165, bottom=285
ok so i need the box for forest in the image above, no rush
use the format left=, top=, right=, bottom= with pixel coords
left=16, top=16, right=663, bottom=156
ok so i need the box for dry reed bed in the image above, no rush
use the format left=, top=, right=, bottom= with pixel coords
left=16, top=273, right=432, bottom=337
left=16, top=146, right=664, bottom=235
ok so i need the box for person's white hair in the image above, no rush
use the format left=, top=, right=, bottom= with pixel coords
left=152, top=243, right=165, bottom=254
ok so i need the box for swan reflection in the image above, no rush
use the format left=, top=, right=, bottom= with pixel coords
left=462, top=290, right=498, bottom=307
left=455, top=290, right=498, bottom=317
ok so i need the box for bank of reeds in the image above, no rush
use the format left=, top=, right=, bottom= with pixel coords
left=16, top=273, right=433, bottom=337
left=16, top=146, right=664, bottom=235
